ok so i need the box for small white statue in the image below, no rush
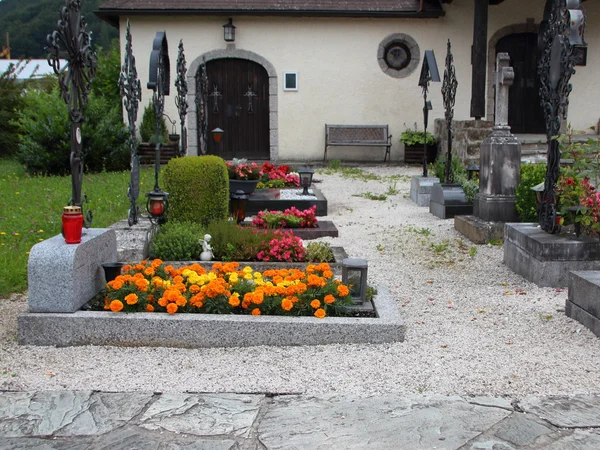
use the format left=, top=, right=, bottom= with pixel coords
left=199, top=234, right=214, bottom=261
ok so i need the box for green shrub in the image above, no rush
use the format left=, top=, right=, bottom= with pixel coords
left=139, top=101, right=168, bottom=144
left=0, top=61, right=26, bottom=157
left=206, top=219, right=275, bottom=261
left=306, top=241, right=334, bottom=262
left=148, top=221, right=204, bottom=261
left=516, top=163, right=547, bottom=222
left=163, top=156, right=229, bottom=226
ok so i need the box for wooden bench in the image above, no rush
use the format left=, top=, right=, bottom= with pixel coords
left=324, top=124, right=392, bottom=162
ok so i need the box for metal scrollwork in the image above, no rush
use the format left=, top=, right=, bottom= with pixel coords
left=147, top=31, right=170, bottom=193
left=195, top=59, right=209, bottom=154
left=441, top=39, right=458, bottom=184
left=175, top=40, right=188, bottom=157
left=244, top=85, right=257, bottom=113
left=46, top=0, right=97, bottom=226
left=210, top=85, right=222, bottom=113
left=119, top=20, right=142, bottom=226
left=537, top=0, right=583, bottom=233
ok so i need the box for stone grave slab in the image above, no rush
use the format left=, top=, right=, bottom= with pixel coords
left=503, top=223, right=600, bottom=287
left=109, top=218, right=155, bottom=262
left=454, top=215, right=505, bottom=244
left=429, top=183, right=473, bottom=219
left=246, top=186, right=328, bottom=216
left=566, top=270, right=600, bottom=337
left=27, top=229, right=117, bottom=313
left=409, top=176, right=439, bottom=207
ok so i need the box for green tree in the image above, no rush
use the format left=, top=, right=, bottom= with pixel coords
left=0, top=61, right=27, bottom=157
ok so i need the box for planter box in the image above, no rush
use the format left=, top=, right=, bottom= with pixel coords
left=404, top=144, right=437, bottom=165
left=18, top=286, right=404, bottom=348
left=240, top=220, right=338, bottom=240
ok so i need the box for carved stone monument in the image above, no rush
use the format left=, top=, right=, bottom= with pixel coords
left=474, top=53, right=521, bottom=222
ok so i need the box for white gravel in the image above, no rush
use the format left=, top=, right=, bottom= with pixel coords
left=1, top=164, right=599, bottom=398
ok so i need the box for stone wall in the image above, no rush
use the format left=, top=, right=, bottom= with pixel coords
left=434, top=119, right=493, bottom=163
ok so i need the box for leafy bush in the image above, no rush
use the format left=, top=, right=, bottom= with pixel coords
left=0, top=61, right=26, bottom=157
left=163, top=156, right=229, bottom=226
left=139, top=101, right=168, bottom=144
left=400, top=123, right=436, bottom=146
left=306, top=241, right=334, bottom=262
left=206, top=219, right=275, bottom=261
left=516, top=163, right=547, bottom=222
left=149, top=221, right=204, bottom=261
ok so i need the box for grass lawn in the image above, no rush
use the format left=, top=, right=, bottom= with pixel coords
left=0, top=159, right=160, bottom=296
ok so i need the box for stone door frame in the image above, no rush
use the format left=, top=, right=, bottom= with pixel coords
left=187, top=48, right=278, bottom=160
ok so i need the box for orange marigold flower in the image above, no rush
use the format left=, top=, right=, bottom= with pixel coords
left=134, top=264, right=145, bottom=271
left=189, top=284, right=201, bottom=294
left=125, top=293, right=139, bottom=305
left=281, top=298, right=294, bottom=311
left=122, top=264, right=132, bottom=272
left=310, top=299, right=321, bottom=309
left=144, top=267, right=155, bottom=276
left=314, top=308, right=326, bottom=319
left=151, top=258, right=163, bottom=267
left=324, top=294, right=335, bottom=304
left=323, top=270, right=333, bottom=279
left=166, top=303, right=178, bottom=314
left=158, top=297, right=168, bottom=307
left=307, top=274, right=326, bottom=288
left=110, top=280, right=123, bottom=290
left=173, top=275, right=184, bottom=284
left=228, top=295, right=241, bottom=307
left=242, top=300, right=251, bottom=309
left=147, top=294, right=155, bottom=303
left=251, top=308, right=261, bottom=316
left=146, top=304, right=155, bottom=312
left=252, top=292, right=264, bottom=305
left=337, top=285, right=350, bottom=297
left=109, top=300, right=124, bottom=312
left=140, top=259, right=148, bottom=265
left=175, top=296, right=187, bottom=307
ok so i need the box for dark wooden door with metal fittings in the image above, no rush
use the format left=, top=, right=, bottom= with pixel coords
left=205, top=58, right=269, bottom=159
left=496, top=33, right=546, bottom=134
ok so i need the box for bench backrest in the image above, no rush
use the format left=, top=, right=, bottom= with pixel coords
left=326, top=125, right=389, bottom=144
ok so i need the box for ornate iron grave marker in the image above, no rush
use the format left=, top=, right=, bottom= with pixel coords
left=118, top=20, right=143, bottom=226
left=46, top=0, right=97, bottom=226
left=418, top=49, right=440, bottom=177
left=195, top=58, right=209, bottom=155
left=175, top=40, right=188, bottom=157
left=441, top=39, right=458, bottom=184
left=537, top=0, right=586, bottom=233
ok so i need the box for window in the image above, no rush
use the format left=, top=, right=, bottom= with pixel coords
left=283, top=72, right=298, bottom=91
left=377, top=33, right=420, bottom=78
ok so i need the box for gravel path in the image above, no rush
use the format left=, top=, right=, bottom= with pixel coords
left=1, top=165, right=599, bottom=397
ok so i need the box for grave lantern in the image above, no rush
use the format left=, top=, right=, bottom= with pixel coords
left=211, top=127, right=224, bottom=143
left=223, top=18, right=236, bottom=42
left=342, top=258, right=368, bottom=305
left=146, top=189, right=169, bottom=224
left=466, top=163, right=480, bottom=180
left=298, top=167, right=314, bottom=195
left=230, top=190, right=248, bottom=224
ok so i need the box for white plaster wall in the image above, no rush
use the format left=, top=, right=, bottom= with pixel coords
left=120, top=0, right=598, bottom=161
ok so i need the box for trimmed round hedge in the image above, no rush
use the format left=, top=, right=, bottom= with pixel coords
left=163, top=156, right=229, bottom=226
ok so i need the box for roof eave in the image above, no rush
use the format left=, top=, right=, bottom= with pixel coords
left=95, top=8, right=445, bottom=27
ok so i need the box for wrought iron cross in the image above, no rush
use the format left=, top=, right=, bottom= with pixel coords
left=210, top=85, right=222, bottom=113
left=119, top=20, right=142, bottom=226
left=46, top=0, right=97, bottom=226
left=175, top=40, right=188, bottom=156
left=244, top=85, right=257, bottom=113
left=536, top=0, right=583, bottom=233
left=195, top=59, right=209, bottom=154
left=418, top=50, right=440, bottom=177
left=441, top=39, right=458, bottom=184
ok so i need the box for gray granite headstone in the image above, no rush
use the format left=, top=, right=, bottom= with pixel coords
left=27, top=228, right=117, bottom=313
left=475, top=53, right=521, bottom=222
left=410, top=176, right=440, bottom=207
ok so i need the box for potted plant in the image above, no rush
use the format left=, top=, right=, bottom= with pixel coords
left=226, top=158, right=261, bottom=195
left=400, top=123, right=437, bottom=164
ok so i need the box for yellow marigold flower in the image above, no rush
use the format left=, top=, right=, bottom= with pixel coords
left=166, top=303, right=178, bottom=314
left=243, top=273, right=253, bottom=281
left=109, top=300, right=124, bottom=312
left=228, top=294, right=241, bottom=307
left=337, top=285, right=350, bottom=297
left=243, top=266, right=253, bottom=274
left=125, top=293, right=138, bottom=305
left=281, top=298, right=293, bottom=311
left=251, top=308, right=261, bottom=316
left=229, top=273, right=239, bottom=283
left=314, top=308, right=326, bottom=319
left=253, top=272, right=262, bottom=278
left=310, top=299, right=321, bottom=309
left=324, top=294, right=335, bottom=304
left=146, top=304, right=155, bottom=312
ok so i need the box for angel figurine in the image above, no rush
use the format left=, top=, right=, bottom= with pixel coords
left=199, top=234, right=214, bottom=261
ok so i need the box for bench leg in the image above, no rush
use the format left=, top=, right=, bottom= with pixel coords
left=384, top=145, right=391, bottom=163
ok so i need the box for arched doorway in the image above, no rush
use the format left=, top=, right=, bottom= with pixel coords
left=495, top=33, right=545, bottom=134
left=199, top=58, right=270, bottom=159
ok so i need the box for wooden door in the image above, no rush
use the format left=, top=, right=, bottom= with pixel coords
left=204, top=58, right=269, bottom=159
left=496, top=33, right=546, bottom=134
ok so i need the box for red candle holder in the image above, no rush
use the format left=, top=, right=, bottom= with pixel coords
left=62, top=206, right=84, bottom=244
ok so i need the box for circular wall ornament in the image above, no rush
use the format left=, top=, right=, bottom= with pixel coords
left=378, top=33, right=420, bottom=78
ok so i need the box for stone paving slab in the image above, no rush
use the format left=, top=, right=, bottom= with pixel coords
left=1, top=391, right=600, bottom=449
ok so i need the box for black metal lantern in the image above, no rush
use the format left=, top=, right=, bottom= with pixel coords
left=230, top=190, right=248, bottom=224
left=211, top=127, right=224, bottom=143
left=298, top=167, right=314, bottom=195
left=466, top=163, right=480, bottom=180
left=223, top=18, right=236, bottom=42
left=342, top=258, right=368, bottom=305
left=146, top=189, right=169, bottom=224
